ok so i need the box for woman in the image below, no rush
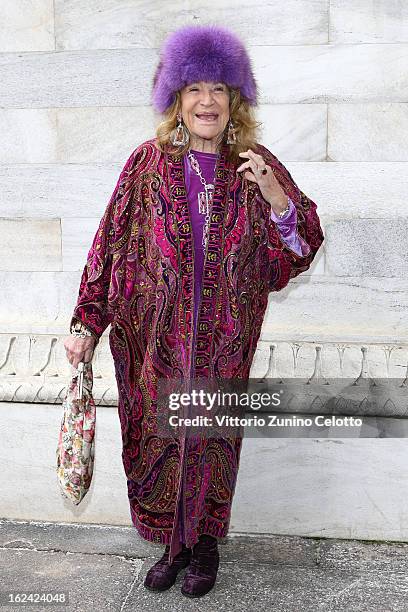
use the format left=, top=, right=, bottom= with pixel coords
left=64, top=25, right=324, bottom=598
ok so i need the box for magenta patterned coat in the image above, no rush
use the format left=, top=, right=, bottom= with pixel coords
left=70, top=138, right=324, bottom=562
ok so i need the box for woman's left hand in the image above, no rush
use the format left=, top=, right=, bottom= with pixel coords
left=237, top=149, right=287, bottom=213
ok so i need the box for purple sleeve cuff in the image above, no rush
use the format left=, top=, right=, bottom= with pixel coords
left=270, top=197, right=311, bottom=257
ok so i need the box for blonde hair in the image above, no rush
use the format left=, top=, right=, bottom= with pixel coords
left=154, top=87, right=262, bottom=164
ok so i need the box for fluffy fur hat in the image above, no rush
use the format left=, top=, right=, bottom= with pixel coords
left=151, top=25, right=258, bottom=113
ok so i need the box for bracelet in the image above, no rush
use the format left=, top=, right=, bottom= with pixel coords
left=70, top=320, right=93, bottom=338
left=278, top=197, right=291, bottom=218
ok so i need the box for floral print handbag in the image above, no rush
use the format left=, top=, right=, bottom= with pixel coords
left=56, top=361, right=96, bottom=505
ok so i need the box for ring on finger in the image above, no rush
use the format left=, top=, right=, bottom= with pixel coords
left=256, top=158, right=268, bottom=175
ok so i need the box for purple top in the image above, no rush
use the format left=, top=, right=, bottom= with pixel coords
left=270, top=197, right=311, bottom=257
left=183, top=150, right=215, bottom=332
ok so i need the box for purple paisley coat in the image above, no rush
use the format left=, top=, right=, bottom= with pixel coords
left=70, top=138, right=324, bottom=563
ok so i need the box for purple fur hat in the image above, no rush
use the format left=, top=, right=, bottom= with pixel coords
left=152, top=25, right=258, bottom=113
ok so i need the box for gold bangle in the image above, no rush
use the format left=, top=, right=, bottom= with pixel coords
left=70, top=320, right=93, bottom=338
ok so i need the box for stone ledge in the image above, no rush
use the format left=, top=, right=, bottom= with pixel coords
left=0, top=333, right=407, bottom=405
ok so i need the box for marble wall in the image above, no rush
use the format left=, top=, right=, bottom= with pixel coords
left=1, top=1, right=407, bottom=534
left=0, top=1, right=407, bottom=347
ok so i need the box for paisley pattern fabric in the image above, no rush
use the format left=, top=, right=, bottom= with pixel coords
left=70, top=138, right=325, bottom=562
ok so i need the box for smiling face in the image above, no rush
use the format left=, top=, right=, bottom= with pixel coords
left=179, top=81, right=231, bottom=152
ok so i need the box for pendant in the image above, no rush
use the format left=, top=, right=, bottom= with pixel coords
left=198, top=184, right=214, bottom=214
left=198, top=191, right=207, bottom=215
left=202, top=224, right=209, bottom=250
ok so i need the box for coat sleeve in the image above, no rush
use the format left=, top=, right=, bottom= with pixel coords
left=255, top=143, right=325, bottom=293
left=69, top=146, right=141, bottom=343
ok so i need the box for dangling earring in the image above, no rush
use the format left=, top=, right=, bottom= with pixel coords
left=170, top=113, right=189, bottom=146
left=226, top=118, right=237, bottom=145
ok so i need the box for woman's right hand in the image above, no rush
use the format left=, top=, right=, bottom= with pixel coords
left=63, top=335, right=96, bottom=369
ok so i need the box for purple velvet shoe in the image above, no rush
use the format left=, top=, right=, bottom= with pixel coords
left=180, top=534, right=220, bottom=598
left=144, top=544, right=192, bottom=592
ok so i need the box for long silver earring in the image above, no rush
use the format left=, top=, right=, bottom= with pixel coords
left=170, top=113, right=189, bottom=146
left=226, top=118, right=237, bottom=145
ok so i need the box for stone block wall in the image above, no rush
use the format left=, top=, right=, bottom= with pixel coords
left=1, top=1, right=408, bottom=535
left=0, top=1, right=406, bottom=355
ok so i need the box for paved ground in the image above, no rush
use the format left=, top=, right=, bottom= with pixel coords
left=1, top=518, right=408, bottom=611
